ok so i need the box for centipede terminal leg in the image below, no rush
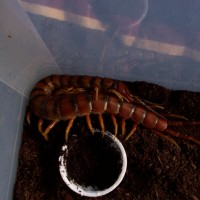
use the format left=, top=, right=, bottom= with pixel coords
left=165, top=128, right=200, bottom=146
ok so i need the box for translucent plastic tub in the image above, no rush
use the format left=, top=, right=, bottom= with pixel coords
left=0, top=0, right=59, bottom=199
left=1, top=0, right=200, bottom=199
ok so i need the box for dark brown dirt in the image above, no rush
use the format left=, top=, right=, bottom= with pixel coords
left=14, top=81, right=200, bottom=200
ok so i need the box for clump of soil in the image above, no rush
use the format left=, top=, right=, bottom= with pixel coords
left=61, top=133, right=123, bottom=190
left=14, top=81, right=200, bottom=200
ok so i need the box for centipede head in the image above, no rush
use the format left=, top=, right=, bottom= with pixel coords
left=116, top=82, right=133, bottom=103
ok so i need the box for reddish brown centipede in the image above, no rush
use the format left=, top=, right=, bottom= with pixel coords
left=27, top=75, right=200, bottom=146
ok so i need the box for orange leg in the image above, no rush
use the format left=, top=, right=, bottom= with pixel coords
left=111, top=114, right=118, bottom=137
left=98, top=114, right=105, bottom=137
left=26, top=111, right=31, bottom=125
left=65, top=118, right=74, bottom=142
left=38, top=118, right=44, bottom=134
left=43, top=120, right=58, bottom=140
left=121, top=119, right=126, bottom=138
left=125, top=123, right=138, bottom=141
left=95, top=87, right=99, bottom=101
left=86, top=114, right=94, bottom=134
left=153, top=130, right=180, bottom=150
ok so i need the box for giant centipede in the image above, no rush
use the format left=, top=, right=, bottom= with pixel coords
left=27, top=75, right=200, bottom=146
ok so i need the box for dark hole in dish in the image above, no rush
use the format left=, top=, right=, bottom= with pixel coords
left=62, top=132, right=123, bottom=190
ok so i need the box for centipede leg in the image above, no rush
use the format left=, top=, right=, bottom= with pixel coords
left=153, top=130, right=180, bottom=150
left=26, top=111, right=31, bottom=125
left=43, top=120, right=59, bottom=140
left=121, top=119, right=126, bottom=138
left=165, top=128, right=200, bottom=146
left=98, top=114, right=105, bottom=137
left=86, top=114, right=94, bottom=134
left=125, top=123, right=138, bottom=141
left=65, top=118, right=74, bottom=142
left=111, top=114, right=118, bottom=137
left=95, top=87, right=99, bottom=101
left=38, top=118, right=44, bottom=134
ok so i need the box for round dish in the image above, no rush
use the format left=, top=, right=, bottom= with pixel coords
left=59, top=131, right=127, bottom=197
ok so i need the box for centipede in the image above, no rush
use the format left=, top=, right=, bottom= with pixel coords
left=27, top=75, right=200, bottom=147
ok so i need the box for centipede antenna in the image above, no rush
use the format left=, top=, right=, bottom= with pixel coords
left=125, top=123, right=138, bottom=141
left=43, top=120, right=59, bottom=140
left=149, top=104, right=165, bottom=110
left=143, top=100, right=165, bottom=110
left=111, top=114, right=118, bottom=137
left=86, top=114, right=94, bottom=134
left=65, top=118, right=74, bottom=142
left=38, top=119, right=44, bottom=134
left=121, top=119, right=126, bottom=138
left=26, top=111, right=31, bottom=125
left=98, top=114, right=105, bottom=137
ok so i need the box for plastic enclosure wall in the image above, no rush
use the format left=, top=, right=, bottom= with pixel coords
left=1, top=0, right=200, bottom=199
left=0, top=0, right=59, bottom=199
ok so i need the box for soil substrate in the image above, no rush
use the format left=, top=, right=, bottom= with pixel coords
left=14, top=81, right=200, bottom=200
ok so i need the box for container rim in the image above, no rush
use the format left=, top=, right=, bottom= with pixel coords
left=59, top=131, right=127, bottom=197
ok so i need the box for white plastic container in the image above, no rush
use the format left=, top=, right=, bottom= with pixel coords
left=59, top=131, right=127, bottom=197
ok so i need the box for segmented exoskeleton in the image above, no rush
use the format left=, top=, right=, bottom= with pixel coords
left=27, top=75, right=200, bottom=146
